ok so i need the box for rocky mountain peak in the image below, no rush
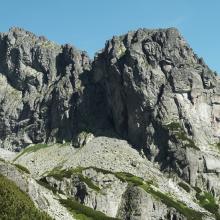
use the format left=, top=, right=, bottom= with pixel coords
left=1, top=27, right=220, bottom=220
left=92, top=28, right=220, bottom=198
left=93, top=27, right=220, bottom=148
left=0, top=27, right=93, bottom=150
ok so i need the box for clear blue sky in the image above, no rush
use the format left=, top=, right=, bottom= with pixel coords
left=1, top=0, right=219, bottom=72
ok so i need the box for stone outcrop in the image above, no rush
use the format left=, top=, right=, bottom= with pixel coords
left=117, top=186, right=186, bottom=220
left=40, top=167, right=210, bottom=220
left=10, top=137, right=217, bottom=220
left=93, top=28, right=220, bottom=154
left=0, top=27, right=109, bottom=151
left=92, top=28, right=220, bottom=197
left=1, top=27, right=220, bottom=219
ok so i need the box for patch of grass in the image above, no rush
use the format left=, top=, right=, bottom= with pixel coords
left=45, top=166, right=206, bottom=220
left=47, top=167, right=100, bottom=192
left=110, top=172, right=204, bottom=220
left=178, top=182, right=191, bottom=193
left=0, top=174, right=52, bottom=220
left=37, top=179, right=59, bottom=194
left=141, top=184, right=204, bottom=220
left=86, top=167, right=145, bottom=186
left=215, top=143, right=220, bottom=152
left=193, top=186, right=202, bottom=194
left=115, top=172, right=144, bottom=186
left=14, top=163, right=30, bottom=174
left=165, top=122, right=199, bottom=150
left=87, top=167, right=114, bottom=175
left=87, top=168, right=203, bottom=219
left=78, top=174, right=100, bottom=192
left=47, top=167, right=85, bottom=180
left=60, top=198, right=120, bottom=220
left=166, top=122, right=181, bottom=131
left=14, top=143, right=50, bottom=161
left=0, top=157, right=5, bottom=162
left=196, top=191, right=220, bottom=219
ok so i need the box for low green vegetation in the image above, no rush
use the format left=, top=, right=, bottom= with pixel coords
left=14, top=163, right=30, bottom=174
left=88, top=166, right=114, bottom=175
left=14, top=143, right=50, bottom=161
left=78, top=175, right=100, bottom=192
left=215, top=143, right=220, bottom=152
left=113, top=171, right=203, bottom=219
left=60, top=198, right=120, bottom=220
left=0, top=174, right=52, bottom=220
left=47, top=167, right=100, bottom=192
left=141, top=184, right=203, bottom=220
left=165, top=122, right=182, bottom=131
left=193, top=186, right=202, bottom=194
left=91, top=168, right=203, bottom=220
left=47, top=167, right=85, bottom=180
left=178, top=182, right=191, bottom=193
left=196, top=191, right=220, bottom=219
left=165, top=122, right=199, bottom=150
left=0, top=157, right=5, bottom=162
left=115, top=172, right=144, bottom=186
left=37, top=178, right=59, bottom=194
left=45, top=166, right=206, bottom=219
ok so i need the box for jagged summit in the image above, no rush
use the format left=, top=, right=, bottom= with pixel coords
left=0, top=27, right=220, bottom=219
left=0, top=27, right=93, bottom=150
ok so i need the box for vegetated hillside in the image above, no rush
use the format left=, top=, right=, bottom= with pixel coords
left=0, top=27, right=220, bottom=219
left=0, top=174, right=51, bottom=220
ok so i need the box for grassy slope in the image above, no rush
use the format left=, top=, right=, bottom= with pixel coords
left=60, top=198, right=120, bottom=220
left=46, top=167, right=207, bottom=220
left=0, top=174, right=52, bottom=220
left=196, top=191, right=220, bottom=220
left=114, top=172, right=204, bottom=220
left=13, top=143, right=49, bottom=161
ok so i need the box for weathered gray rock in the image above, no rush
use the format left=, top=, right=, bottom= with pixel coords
left=0, top=27, right=106, bottom=150
left=1, top=27, right=220, bottom=219
left=93, top=28, right=220, bottom=150
left=9, top=136, right=218, bottom=219
left=41, top=166, right=210, bottom=220
left=117, top=185, right=186, bottom=220
left=42, top=168, right=128, bottom=218
left=92, top=28, right=220, bottom=197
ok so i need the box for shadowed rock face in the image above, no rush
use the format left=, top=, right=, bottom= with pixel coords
left=1, top=27, right=220, bottom=199
left=0, top=27, right=111, bottom=150
left=92, top=28, right=220, bottom=191
left=93, top=28, right=220, bottom=150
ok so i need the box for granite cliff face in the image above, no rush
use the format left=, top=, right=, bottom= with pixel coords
left=0, top=28, right=87, bottom=149
left=93, top=28, right=220, bottom=196
left=0, top=27, right=110, bottom=151
left=0, top=27, right=220, bottom=219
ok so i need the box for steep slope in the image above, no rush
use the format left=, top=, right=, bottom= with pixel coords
left=0, top=158, right=74, bottom=220
left=10, top=137, right=216, bottom=219
left=0, top=27, right=220, bottom=219
left=0, top=173, right=51, bottom=220
left=93, top=28, right=220, bottom=196
left=0, top=27, right=110, bottom=151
